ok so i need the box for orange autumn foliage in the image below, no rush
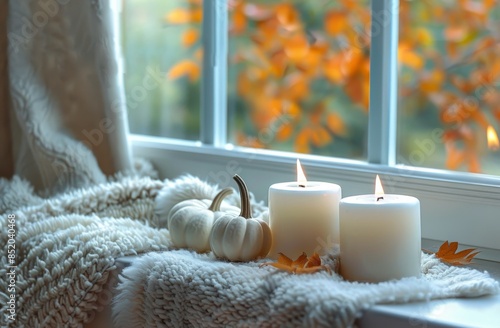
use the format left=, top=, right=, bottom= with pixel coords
left=324, top=11, right=349, bottom=37
left=165, top=8, right=202, bottom=24
left=275, top=3, right=301, bottom=32
left=282, top=33, right=310, bottom=61
left=181, top=28, right=199, bottom=48
left=326, top=113, right=347, bottom=136
left=165, top=1, right=500, bottom=172
left=167, top=60, right=200, bottom=81
left=260, top=252, right=331, bottom=274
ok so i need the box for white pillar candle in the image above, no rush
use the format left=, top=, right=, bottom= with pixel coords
left=268, top=160, right=341, bottom=259
left=339, top=176, right=421, bottom=282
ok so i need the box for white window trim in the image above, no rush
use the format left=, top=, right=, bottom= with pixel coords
left=200, top=0, right=227, bottom=146
left=131, top=135, right=500, bottom=261
left=368, top=0, right=398, bottom=165
left=127, top=0, right=500, bottom=260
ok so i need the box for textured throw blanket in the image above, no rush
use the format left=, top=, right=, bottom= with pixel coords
left=114, top=250, right=499, bottom=328
left=1, top=161, right=498, bottom=328
left=0, top=161, right=262, bottom=328
left=0, top=165, right=168, bottom=327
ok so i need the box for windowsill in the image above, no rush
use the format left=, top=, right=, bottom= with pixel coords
left=359, top=257, right=500, bottom=328
left=116, top=135, right=500, bottom=327
left=361, top=293, right=500, bottom=328
left=112, top=253, right=499, bottom=328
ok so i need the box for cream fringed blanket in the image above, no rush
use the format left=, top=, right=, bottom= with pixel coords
left=0, top=167, right=262, bottom=328
left=0, top=174, right=170, bottom=328
left=114, top=250, right=499, bottom=328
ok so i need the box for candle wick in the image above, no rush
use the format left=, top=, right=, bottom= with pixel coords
left=377, top=196, right=384, bottom=201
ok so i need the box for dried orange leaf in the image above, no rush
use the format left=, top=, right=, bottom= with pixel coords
left=292, top=252, right=309, bottom=268
left=305, top=253, right=321, bottom=268
left=434, top=241, right=480, bottom=266
left=260, top=252, right=330, bottom=274
left=277, top=252, right=293, bottom=266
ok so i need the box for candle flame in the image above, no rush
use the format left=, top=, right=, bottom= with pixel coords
left=375, top=175, right=385, bottom=197
left=296, top=159, right=307, bottom=187
left=487, top=125, right=499, bottom=151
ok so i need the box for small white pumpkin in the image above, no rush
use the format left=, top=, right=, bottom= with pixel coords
left=210, top=175, right=272, bottom=261
left=168, top=188, right=238, bottom=252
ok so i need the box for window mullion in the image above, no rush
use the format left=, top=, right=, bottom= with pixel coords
left=201, top=0, right=228, bottom=147
left=367, top=0, right=399, bottom=165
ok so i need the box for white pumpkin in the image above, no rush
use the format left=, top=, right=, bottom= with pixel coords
left=168, top=188, right=239, bottom=252
left=210, top=175, right=272, bottom=261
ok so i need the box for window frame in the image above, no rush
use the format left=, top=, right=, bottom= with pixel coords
left=126, top=0, right=500, bottom=258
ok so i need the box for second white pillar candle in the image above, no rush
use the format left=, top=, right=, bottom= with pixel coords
left=340, top=194, right=421, bottom=282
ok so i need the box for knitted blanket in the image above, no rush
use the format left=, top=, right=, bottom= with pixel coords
left=113, top=250, right=499, bottom=328
left=1, top=163, right=498, bottom=328
left=0, top=163, right=261, bottom=328
left=0, top=174, right=168, bottom=327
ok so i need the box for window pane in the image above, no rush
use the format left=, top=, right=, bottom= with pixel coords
left=121, top=0, right=200, bottom=140
left=227, top=0, right=371, bottom=159
left=397, top=0, right=500, bottom=175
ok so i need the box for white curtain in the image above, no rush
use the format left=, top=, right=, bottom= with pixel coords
left=0, top=0, right=132, bottom=195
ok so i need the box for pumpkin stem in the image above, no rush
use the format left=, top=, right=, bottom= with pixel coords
left=233, top=174, right=252, bottom=219
left=209, top=188, right=233, bottom=211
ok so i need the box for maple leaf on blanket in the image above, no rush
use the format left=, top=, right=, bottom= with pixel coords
left=427, top=241, right=480, bottom=266
left=260, top=252, right=331, bottom=274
